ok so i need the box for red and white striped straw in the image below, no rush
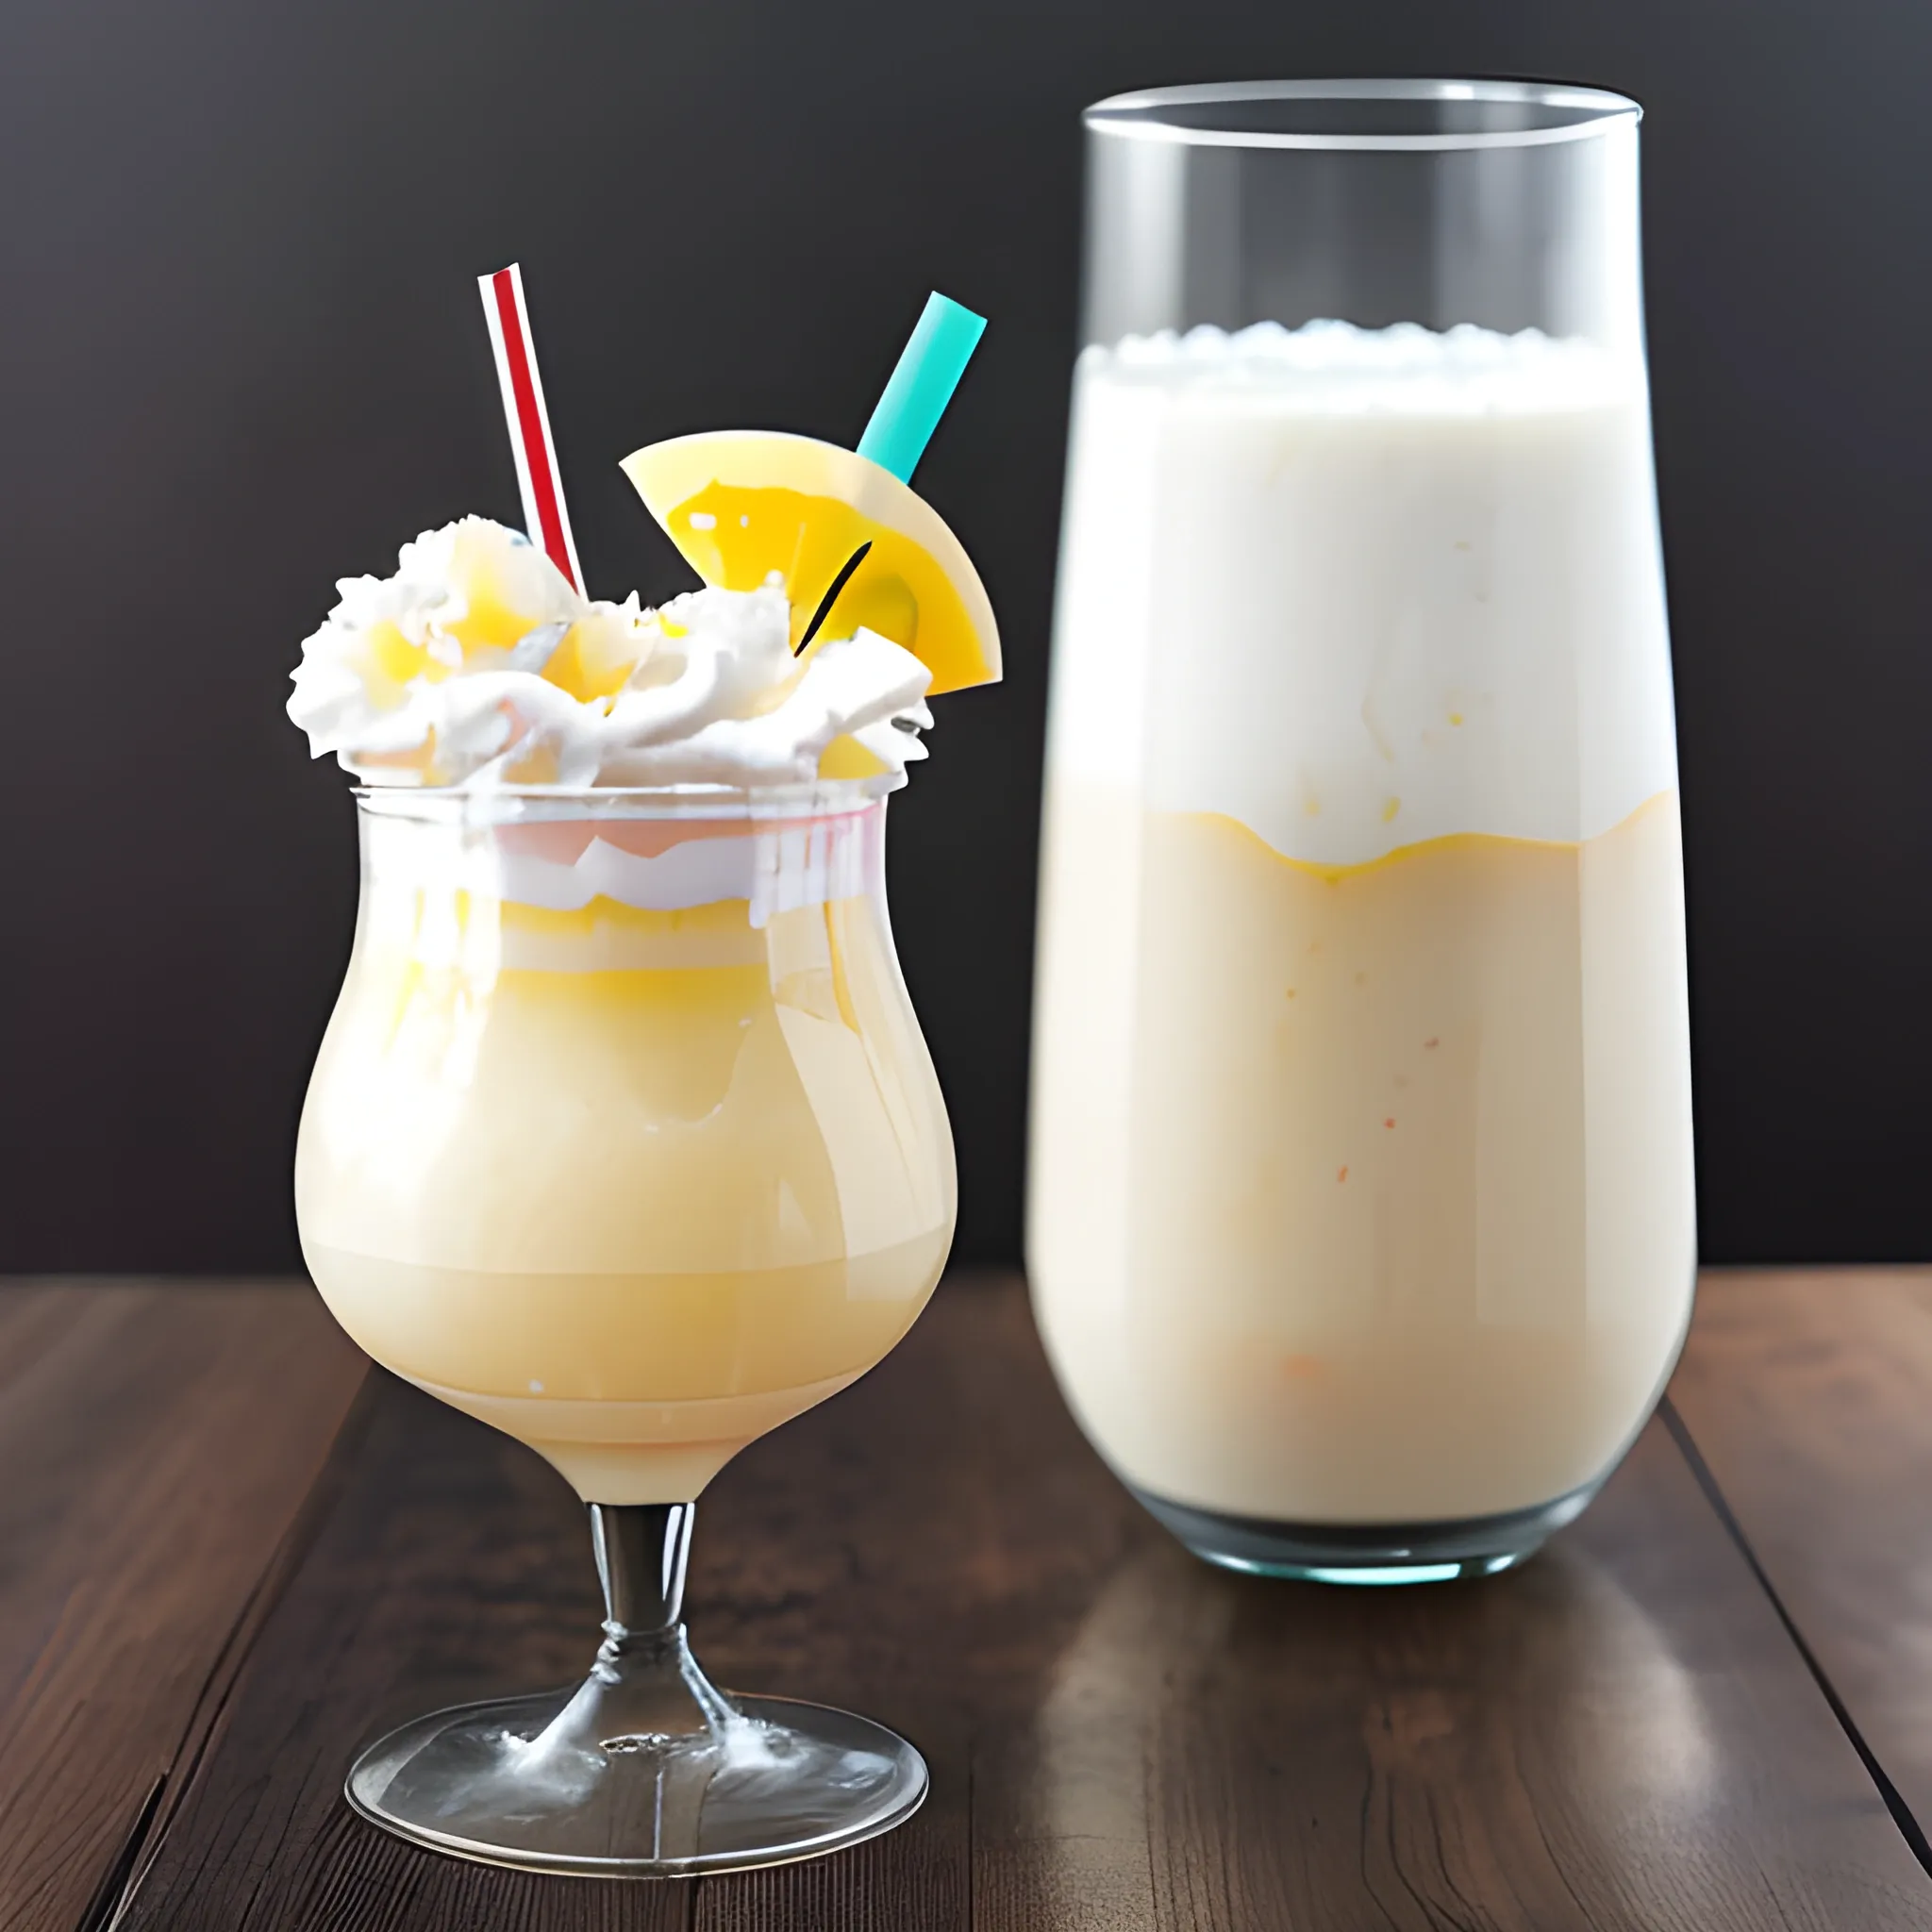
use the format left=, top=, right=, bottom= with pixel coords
left=477, top=263, right=583, bottom=592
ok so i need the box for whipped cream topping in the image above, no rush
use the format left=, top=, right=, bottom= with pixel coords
left=288, top=518, right=934, bottom=789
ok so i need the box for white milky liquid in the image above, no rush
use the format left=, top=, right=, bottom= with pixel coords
left=1028, top=323, right=1696, bottom=1527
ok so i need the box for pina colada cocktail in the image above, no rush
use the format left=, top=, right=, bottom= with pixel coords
left=298, top=791, right=953, bottom=1506
left=286, top=275, right=996, bottom=1874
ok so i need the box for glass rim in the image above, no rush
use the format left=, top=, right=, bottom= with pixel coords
left=352, top=773, right=903, bottom=823
left=1084, top=78, right=1641, bottom=153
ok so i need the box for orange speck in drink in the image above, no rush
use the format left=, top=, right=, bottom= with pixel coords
left=1285, top=988, right=1297, bottom=999
left=1384, top=1117, right=1396, bottom=1129
left=1424, top=1037, right=1440, bottom=1050
left=1279, top=1353, right=1325, bottom=1383
left=1337, top=1166, right=1349, bottom=1183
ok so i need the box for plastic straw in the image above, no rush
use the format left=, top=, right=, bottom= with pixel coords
left=477, top=263, right=584, bottom=591
left=856, top=291, right=987, bottom=484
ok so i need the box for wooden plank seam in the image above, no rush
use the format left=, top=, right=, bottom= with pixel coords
left=1661, top=1395, right=1932, bottom=1880
left=72, top=1775, right=165, bottom=1932
left=93, top=1374, right=382, bottom=1932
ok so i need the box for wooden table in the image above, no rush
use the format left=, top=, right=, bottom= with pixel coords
left=6, top=1270, right=1932, bottom=1930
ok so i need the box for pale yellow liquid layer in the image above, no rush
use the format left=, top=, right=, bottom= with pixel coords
left=298, top=881, right=955, bottom=1501
left=1028, top=788, right=1695, bottom=1524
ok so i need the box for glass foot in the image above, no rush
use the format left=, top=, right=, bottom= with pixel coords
left=345, top=1501, right=925, bottom=1875
left=346, top=1684, right=926, bottom=1876
left=1129, top=1480, right=1601, bottom=1583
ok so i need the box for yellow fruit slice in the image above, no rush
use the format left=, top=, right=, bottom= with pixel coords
left=619, top=431, right=1000, bottom=694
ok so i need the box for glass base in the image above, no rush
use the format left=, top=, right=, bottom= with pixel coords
left=345, top=1503, right=925, bottom=1876
left=1129, top=1480, right=1600, bottom=1583
left=346, top=1683, right=926, bottom=1877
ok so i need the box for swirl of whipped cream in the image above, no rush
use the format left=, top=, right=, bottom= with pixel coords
left=287, top=517, right=934, bottom=788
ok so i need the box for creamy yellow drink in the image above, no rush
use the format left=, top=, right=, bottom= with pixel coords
left=298, top=798, right=953, bottom=1502
left=1031, top=320, right=1695, bottom=1559
left=1031, top=785, right=1691, bottom=1524
left=284, top=282, right=1001, bottom=1874
left=288, top=445, right=1000, bottom=1509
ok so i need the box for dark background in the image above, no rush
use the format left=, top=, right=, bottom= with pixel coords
left=1, top=0, right=1927, bottom=1273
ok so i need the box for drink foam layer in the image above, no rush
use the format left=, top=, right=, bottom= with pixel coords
left=1051, top=320, right=1676, bottom=861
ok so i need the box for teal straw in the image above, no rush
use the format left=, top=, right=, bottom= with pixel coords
left=856, top=291, right=987, bottom=483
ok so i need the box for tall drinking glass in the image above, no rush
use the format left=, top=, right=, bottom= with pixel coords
left=1029, top=81, right=1694, bottom=1582
left=297, top=775, right=953, bottom=1873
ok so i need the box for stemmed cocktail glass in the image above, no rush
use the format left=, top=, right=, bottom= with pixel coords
left=296, top=775, right=953, bottom=1874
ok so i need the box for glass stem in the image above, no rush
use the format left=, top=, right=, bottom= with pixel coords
left=591, top=1502, right=694, bottom=1651
left=520, top=1504, right=736, bottom=1773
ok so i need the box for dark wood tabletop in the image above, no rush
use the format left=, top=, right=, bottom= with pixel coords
left=6, top=1269, right=1932, bottom=1930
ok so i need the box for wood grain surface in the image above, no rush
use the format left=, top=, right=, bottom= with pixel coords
left=70, top=1274, right=1931, bottom=1931
left=1669, top=1267, right=1932, bottom=1855
left=0, top=1282, right=365, bottom=1932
